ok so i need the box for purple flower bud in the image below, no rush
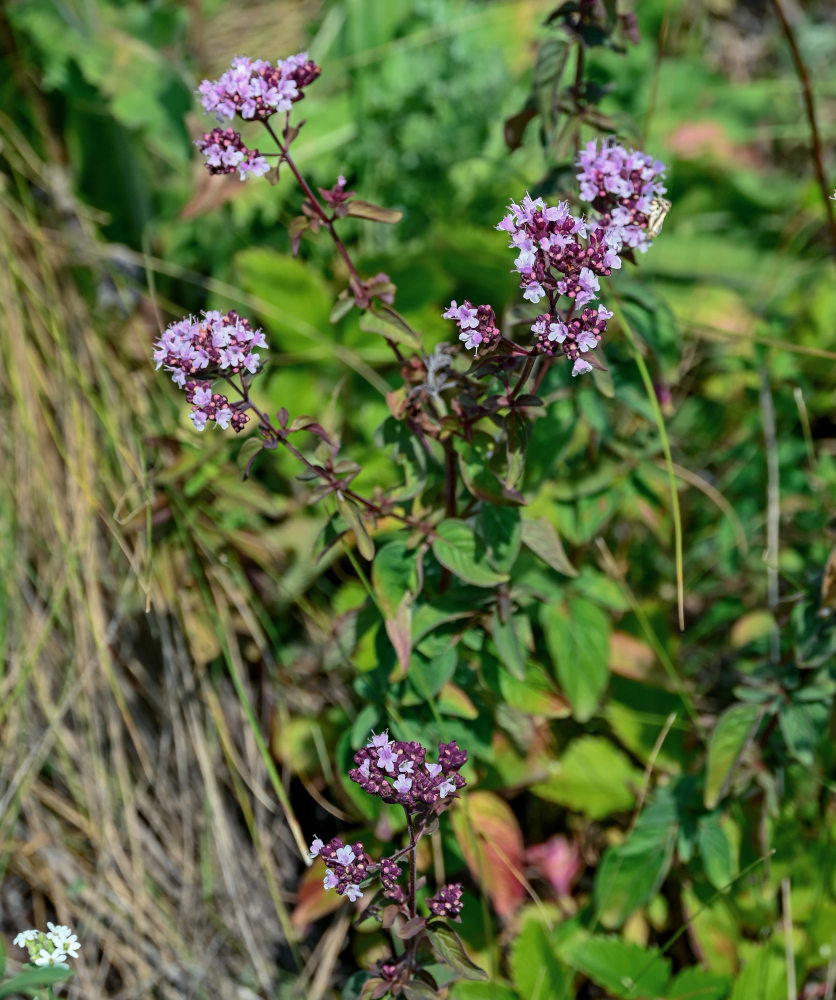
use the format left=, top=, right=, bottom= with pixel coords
left=443, top=300, right=500, bottom=357
left=428, top=882, right=464, bottom=919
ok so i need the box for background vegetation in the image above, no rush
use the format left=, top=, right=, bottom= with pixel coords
left=1, top=0, right=836, bottom=997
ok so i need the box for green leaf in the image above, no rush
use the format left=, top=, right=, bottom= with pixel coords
left=496, top=661, right=571, bottom=719
left=520, top=517, right=577, bottom=576
left=531, top=736, right=643, bottom=820
left=432, top=520, right=509, bottom=588
left=666, top=967, right=731, bottom=999
left=729, top=944, right=785, bottom=1000
left=779, top=700, right=828, bottom=766
left=541, top=599, right=610, bottom=721
left=379, top=419, right=427, bottom=501
left=704, top=704, right=762, bottom=809
left=594, top=786, right=678, bottom=927
left=559, top=936, right=671, bottom=998
left=448, top=981, right=519, bottom=1000
left=492, top=611, right=527, bottom=681
left=372, top=540, right=417, bottom=619
left=510, top=920, right=572, bottom=999
left=427, top=924, right=488, bottom=981
left=0, top=966, right=73, bottom=997
left=234, top=248, right=332, bottom=353
left=477, top=505, right=521, bottom=573
left=342, top=970, right=373, bottom=1000
left=350, top=703, right=380, bottom=748
left=359, top=306, right=422, bottom=352
left=335, top=494, right=375, bottom=560
left=330, top=291, right=355, bottom=323
left=403, top=984, right=440, bottom=1000
left=697, top=813, right=737, bottom=891
left=237, top=437, right=263, bottom=479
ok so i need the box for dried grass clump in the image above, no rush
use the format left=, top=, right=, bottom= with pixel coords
left=0, top=113, right=311, bottom=998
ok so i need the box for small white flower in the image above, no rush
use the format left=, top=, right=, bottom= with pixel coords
left=13, top=929, right=40, bottom=949
left=335, top=846, right=356, bottom=866
left=343, top=883, right=364, bottom=902
left=438, top=779, right=457, bottom=799
left=393, top=774, right=413, bottom=795
left=323, top=869, right=339, bottom=890
left=34, top=947, right=70, bottom=969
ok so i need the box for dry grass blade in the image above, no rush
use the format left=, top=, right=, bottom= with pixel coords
left=0, top=112, right=304, bottom=997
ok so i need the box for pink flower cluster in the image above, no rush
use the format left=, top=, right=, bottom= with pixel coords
left=182, top=379, right=247, bottom=432
left=194, top=128, right=269, bottom=180
left=531, top=304, right=612, bottom=376
left=428, top=882, right=464, bottom=920
left=348, top=732, right=467, bottom=813
left=309, top=836, right=372, bottom=903
left=198, top=54, right=321, bottom=123
left=497, top=193, right=622, bottom=308
left=576, top=138, right=667, bottom=252
left=442, top=300, right=500, bottom=356
left=152, top=310, right=267, bottom=432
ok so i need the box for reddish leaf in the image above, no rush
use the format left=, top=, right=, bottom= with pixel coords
left=451, top=791, right=526, bottom=917
left=291, top=864, right=343, bottom=930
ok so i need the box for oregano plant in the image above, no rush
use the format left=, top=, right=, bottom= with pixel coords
left=150, top=10, right=680, bottom=996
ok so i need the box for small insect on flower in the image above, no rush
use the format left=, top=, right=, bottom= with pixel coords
left=646, top=196, right=672, bottom=239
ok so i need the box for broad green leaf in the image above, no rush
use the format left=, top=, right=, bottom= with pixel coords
left=432, top=520, right=509, bottom=588
left=234, top=248, right=332, bottom=352
left=559, top=936, right=671, bottom=999
left=541, top=599, right=610, bottom=721
left=520, top=516, right=577, bottom=576
left=0, top=966, right=72, bottom=997
left=510, top=920, right=572, bottom=1000
left=372, top=539, right=417, bottom=619
left=427, top=924, right=488, bottom=981
left=496, top=661, right=571, bottom=719
left=594, top=786, right=678, bottom=927
left=492, top=611, right=527, bottom=680
left=667, top=967, right=731, bottom=999
left=477, top=505, right=521, bottom=573
left=531, top=736, right=642, bottom=820
left=379, top=419, right=428, bottom=501
left=704, top=704, right=762, bottom=809
left=779, top=700, right=828, bottom=766
left=448, top=982, right=519, bottom=1000
left=697, top=813, right=737, bottom=891
left=729, top=944, right=785, bottom=1000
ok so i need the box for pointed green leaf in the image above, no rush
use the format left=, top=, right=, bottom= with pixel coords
left=541, top=599, right=610, bottom=721
left=510, top=919, right=572, bottom=999
left=335, top=494, right=375, bottom=561
left=428, top=924, right=488, bottom=981
left=697, top=813, right=737, bottom=891
left=704, top=704, right=762, bottom=809
left=432, top=519, right=509, bottom=588
left=521, top=517, right=576, bottom=576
